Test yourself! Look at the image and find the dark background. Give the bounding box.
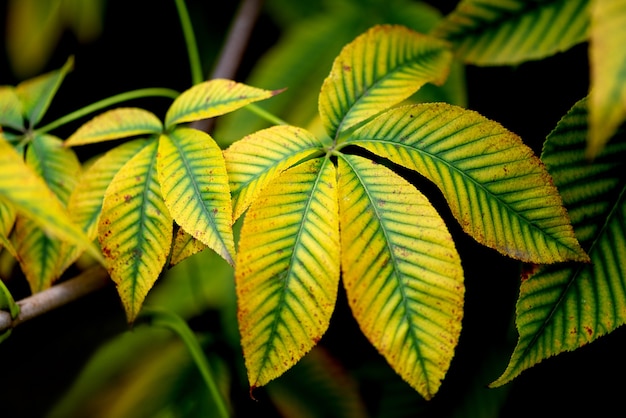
[1,1,624,417]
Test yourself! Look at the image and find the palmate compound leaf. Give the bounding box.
[491,97,626,386]
[98,139,173,322]
[236,157,340,390]
[65,108,163,146]
[337,153,464,400]
[164,79,284,129]
[0,134,101,262]
[223,125,325,221]
[14,134,81,292]
[431,0,589,65]
[346,103,589,264]
[157,127,235,265]
[588,0,626,159]
[318,24,453,140]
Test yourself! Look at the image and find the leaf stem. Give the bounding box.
[245,103,287,125]
[35,88,179,135]
[173,0,203,86]
[140,307,230,418]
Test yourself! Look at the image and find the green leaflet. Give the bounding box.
[223,125,325,221]
[347,103,588,264]
[492,97,626,386]
[431,0,589,65]
[236,157,340,389]
[319,24,452,140]
[157,127,235,266]
[98,139,173,322]
[337,154,464,400]
[588,0,626,158]
[0,86,24,131]
[14,134,81,292]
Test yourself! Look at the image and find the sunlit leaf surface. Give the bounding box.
[432,0,588,65]
[348,103,588,264]
[237,157,340,389]
[337,154,463,400]
[492,97,626,386]
[65,108,163,146]
[157,128,235,265]
[98,140,172,322]
[164,79,282,128]
[224,125,324,220]
[319,24,452,139]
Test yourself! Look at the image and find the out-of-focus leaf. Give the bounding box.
[0,134,101,262]
[65,108,163,146]
[348,103,589,264]
[337,154,463,400]
[157,128,235,265]
[14,134,81,292]
[164,79,283,128]
[237,157,340,389]
[431,0,589,65]
[492,97,626,386]
[223,125,324,221]
[98,140,172,322]
[588,0,626,158]
[0,277,19,343]
[267,347,369,418]
[14,56,73,126]
[0,86,24,131]
[319,24,452,139]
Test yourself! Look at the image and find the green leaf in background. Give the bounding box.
[588,0,626,158]
[14,56,74,127]
[224,125,325,221]
[98,140,173,322]
[157,127,235,266]
[236,157,340,389]
[65,108,163,146]
[319,24,452,140]
[0,86,24,131]
[337,154,464,400]
[491,96,626,386]
[431,0,589,65]
[347,103,589,264]
[164,79,283,128]
[14,134,81,292]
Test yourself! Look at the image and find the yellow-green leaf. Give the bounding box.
[98,140,172,322]
[169,228,206,267]
[59,139,149,271]
[0,134,101,262]
[223,125,324,221]
[348,103,589,264]
[492,97,626,387]
[588,0,626,159]
[0,197,17,258]
[157,128,235,265]
[65,108,163,146]
[14,134,81,292]
[318,24,452,140]
[15,56,74,126]
[164,79,283,128]
[0,86,24,131]
[337,154,463,400]
[237,157,340,389]
[431,0,589,65]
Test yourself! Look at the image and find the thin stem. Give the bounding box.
[35,88,179,135]
[173,0,203,86]
[141,307,231,418]
[245,103,287,125]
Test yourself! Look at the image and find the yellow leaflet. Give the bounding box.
[98,140,172,322]
[165,79,284,128]
[157,128,235,265]
[223,125,324,221]
[337,154,464,400]
[65,108,163,146]
[0,197,17,258]
[237,157,340,389]
[169,228,207,267]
